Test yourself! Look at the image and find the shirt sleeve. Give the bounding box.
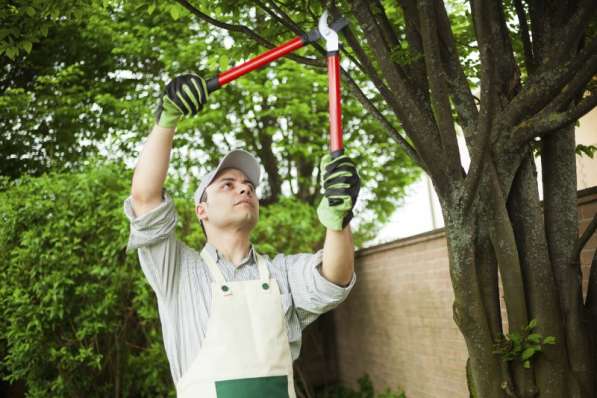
[123,192,180,300]
[283,249,356,329]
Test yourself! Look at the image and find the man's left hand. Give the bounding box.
[317,153,361,231]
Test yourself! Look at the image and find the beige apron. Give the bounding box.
[175,247,296,398]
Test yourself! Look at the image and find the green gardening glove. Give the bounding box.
[317,153,361,231]
[155,73,208,128]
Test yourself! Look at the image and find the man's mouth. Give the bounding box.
[236,200,252,206]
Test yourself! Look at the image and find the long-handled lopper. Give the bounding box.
[318,11,343,159]
[205,12,347,158]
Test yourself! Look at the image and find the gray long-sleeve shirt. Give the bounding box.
[123,193,356,383]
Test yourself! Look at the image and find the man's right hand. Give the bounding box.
[155,74,208,128]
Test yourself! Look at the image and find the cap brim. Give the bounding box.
[194,149,261,205]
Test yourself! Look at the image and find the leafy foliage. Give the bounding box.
[1,0,419,244]
[0,159,374,394]
[0,161,173,396]
[493,319,557,369]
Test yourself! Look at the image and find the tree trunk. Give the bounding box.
[542,125,594,397]
[506,151,570,397]
[442,198,506,398]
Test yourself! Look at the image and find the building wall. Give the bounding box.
[325,187,596,397]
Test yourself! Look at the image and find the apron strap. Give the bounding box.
[200,247,226,285]
[255,253,270,282]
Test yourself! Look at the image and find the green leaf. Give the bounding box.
[147,4,156,15]
[527,333,542,344]
[24,7,36,17]
[528,319,538,329]
[21,41,32,54]
[5,46,18,60]
[219,54,229,70]
[521,347,536,361]
[576,144,597,158]
[543,336,556,345]
[523,360,531,368]
[170,5,181,20]
[510,333,521,345]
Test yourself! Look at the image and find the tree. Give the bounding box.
[171,0,597,397]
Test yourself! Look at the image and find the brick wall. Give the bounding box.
[308,187,597,397]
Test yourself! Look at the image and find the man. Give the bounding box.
[123,74,361,397]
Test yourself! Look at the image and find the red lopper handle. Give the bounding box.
[327,52,343,158]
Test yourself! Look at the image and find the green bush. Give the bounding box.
[0,161,358,396]
[0,162,172,396]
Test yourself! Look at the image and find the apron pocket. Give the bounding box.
[215,375,289,398]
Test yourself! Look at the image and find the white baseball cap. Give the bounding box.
[194,149,261,205]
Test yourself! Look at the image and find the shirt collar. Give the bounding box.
[204,241,257,267]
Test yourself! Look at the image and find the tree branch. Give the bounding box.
[527,0,547,63]
[556,0,595,61]
[576,214,597,260]
[175,0,323,68]
[433,0,478,139]
[340,69,427,171]
[396,0,430,97]
[255,0,304,37]
[370,0,400,51]
[542,51,597,115]
[462,0,498,213]
[514,88,597,144]
[585,248,597,314]
[418,0,462,175]
[253,0,426,170]
[499,36,597,131]
[350,0,450,193]
[471,0,520,106]
[513,0,535,73]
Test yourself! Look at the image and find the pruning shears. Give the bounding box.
[205,11,346,158]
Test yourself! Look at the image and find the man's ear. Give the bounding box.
[196,203,208,222]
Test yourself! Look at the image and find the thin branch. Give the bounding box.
[255,0,304,37]
[462,0,497,212]
[514,89,597,144]
[175,0,323,68]
[575,213,597,260]
[253,0,425,169]
[513,0,535,73]
[527,0,547,63]
[340,69,427,171]
[433,0,478,139]
[585,248,597,312]
[396,0,430,97]
[370,0,401,50]
[339,23,406,123]
[180,0,426,170]
[462,41,494,214]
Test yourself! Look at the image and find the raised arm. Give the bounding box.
[317,153,361,286]
[131,125,176,217]
[130,74,208,217]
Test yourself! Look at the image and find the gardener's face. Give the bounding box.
[196,168,259,233]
